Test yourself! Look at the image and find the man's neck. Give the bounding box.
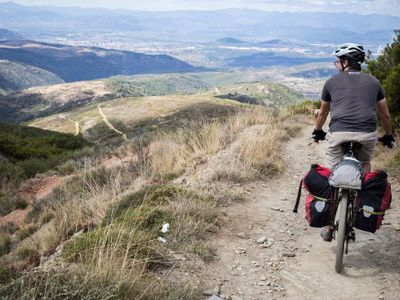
[343,67,360,72]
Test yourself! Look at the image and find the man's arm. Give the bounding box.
[315,100,330,130]
[377,98,393,135]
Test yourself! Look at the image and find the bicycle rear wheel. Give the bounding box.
[335,190,348,273]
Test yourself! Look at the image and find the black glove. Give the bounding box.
[378,135,396,148]
[312,129,327,142]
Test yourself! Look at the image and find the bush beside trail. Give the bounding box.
[0,122,92,181]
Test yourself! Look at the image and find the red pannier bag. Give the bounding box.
[355,171,392,233]
[294,164,334,227]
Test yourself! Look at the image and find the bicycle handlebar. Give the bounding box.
[310,137,397,148]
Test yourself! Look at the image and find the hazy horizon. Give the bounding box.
[1,0,400,16]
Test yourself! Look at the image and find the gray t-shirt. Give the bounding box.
[321,71,385,133]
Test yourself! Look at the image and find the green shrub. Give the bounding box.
[15,247,37,260]
[0,268,117,299]
[0,162,25,188]
[0,264,15,285]
[0,194,27,216]
[0,222,19,235]
[0,234,11,257]
[17,225,38,241]
[0,265,200,300]
[56,160,77,175]
[0,193,14,216]
[64,184,219,269]
[62,225,162,265]
[367,29,400,126]
[103,184,185,225]
[38,211,54,225]
[14,197,28,210]
[0,122,92,179]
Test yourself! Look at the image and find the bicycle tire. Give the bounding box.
[335,190,348,273]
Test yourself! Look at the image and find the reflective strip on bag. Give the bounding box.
[311,194,331,202]
[359,208,385,215]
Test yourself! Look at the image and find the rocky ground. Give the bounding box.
[184,125,400,300]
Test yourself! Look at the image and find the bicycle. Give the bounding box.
[330,141,362,273]
[329,141,397,273]
[294,137,395,273]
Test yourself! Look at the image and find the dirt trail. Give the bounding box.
[74,121,80,136]
[98,104,130,141]
[204,125,400,300]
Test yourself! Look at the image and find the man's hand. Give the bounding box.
[378,135,396,148]
[312,129,327,142]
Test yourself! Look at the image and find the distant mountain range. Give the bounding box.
[227,52,331,68]
[0,28,23,41]
[0,40,202,90]
[216,38,248,45]
[216,38,290,47]
[0,2,398,47]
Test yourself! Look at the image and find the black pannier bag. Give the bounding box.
[355,171,392,233]
[294,164,334,227]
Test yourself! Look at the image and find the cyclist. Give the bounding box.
[312,43,395,241]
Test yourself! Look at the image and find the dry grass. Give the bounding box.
[1,104,304,298]
[48,165,137,245]
[147,107,286,180]
[372,136,400,178]
[236,124,286,175]
[30,184,216,299]
[283,100,320,116]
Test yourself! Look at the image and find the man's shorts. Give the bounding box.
[325,131,377,168]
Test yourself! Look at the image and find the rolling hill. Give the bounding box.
[24,79,305,147]
[0,60,63,94]
[0,73,212,123]
[210,81,306,108]
[0,40,202,83]
[0,70,309,124]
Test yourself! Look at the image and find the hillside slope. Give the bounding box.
[0,72,307,124]
[0,40,201,83]
[0,60,63,94]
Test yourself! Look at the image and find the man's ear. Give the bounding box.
[342,59,349,68]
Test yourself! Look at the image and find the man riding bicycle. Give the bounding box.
[312,43,396,241]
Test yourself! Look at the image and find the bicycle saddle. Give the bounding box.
[340,142,362,157]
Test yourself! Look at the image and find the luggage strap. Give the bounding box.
[312,195,331,202]
[293,179,332,213]
[293,179,303,213]
[358,208,385,215]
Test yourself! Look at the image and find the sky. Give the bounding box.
[3,0,400,16]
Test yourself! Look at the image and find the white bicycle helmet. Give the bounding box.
[334,43,365,63]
